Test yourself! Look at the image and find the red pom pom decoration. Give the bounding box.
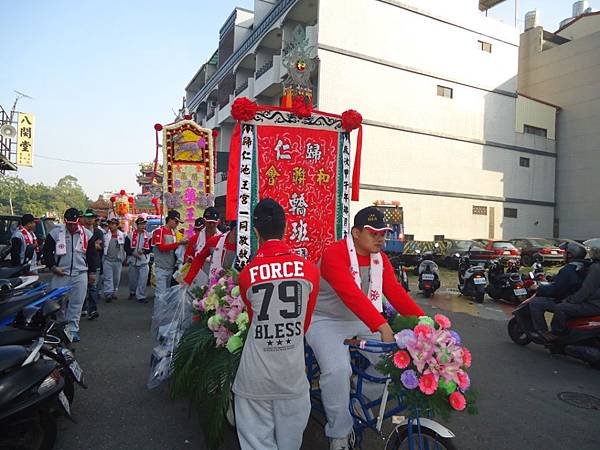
[119,189,126,196]
[183,114,192,120]
[154,123,163,131]
[128,197,134,203]
[212,128,219,138]
[291,96,313,118]
[341,109,363,132]
[231,97,258,121]
[151,198,158,205]
[110,196,116,203]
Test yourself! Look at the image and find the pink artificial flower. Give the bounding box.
[393,350,411,369]
[418,372,438,395]
[462,348,472,368]
[213,325,233,347]
[456,370,470,391]
[414,324,434,339]
[434,314,451,329]
[449,392,467,411]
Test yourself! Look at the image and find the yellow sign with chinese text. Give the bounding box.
[17,112,34,167]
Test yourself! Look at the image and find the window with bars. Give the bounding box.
[478,40,492,53]
[520,157,530,168]
[524,124,547,138]
[437,85,453,99]
[504,208,518,218]
[472,205,488,216]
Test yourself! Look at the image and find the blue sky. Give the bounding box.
[0,0,588,199]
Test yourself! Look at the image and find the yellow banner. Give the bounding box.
[17,112,34,167]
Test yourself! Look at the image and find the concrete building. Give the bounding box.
[186,0,558,240]
[519,2,600,240]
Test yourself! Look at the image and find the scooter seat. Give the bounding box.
[0,327,41,347]
[0,292,48,324]
[0,345,29,373]
[0,267,25,279]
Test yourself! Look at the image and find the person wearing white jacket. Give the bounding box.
[102,218,126,301]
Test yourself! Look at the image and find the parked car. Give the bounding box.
[548,238,584,247]
[441,239,494,269]
[509,238,565,266]
[0,215,52,266]
[0,215,21,263]
[473,239,521,263]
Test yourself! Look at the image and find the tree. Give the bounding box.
[0,174,91,217]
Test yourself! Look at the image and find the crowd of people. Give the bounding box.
[9,201,600,450]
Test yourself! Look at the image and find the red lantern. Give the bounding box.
[110,196,116,203]
[119,189,126,196]
[128,197,134,203]
[154,123,163,131]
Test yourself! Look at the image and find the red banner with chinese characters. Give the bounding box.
[229,108,352,268]
[257,125,339,261]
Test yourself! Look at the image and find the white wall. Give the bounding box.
[355,189,554,240]
[356,125,555,202]
[318,0,519,91]
[519,26,600,239]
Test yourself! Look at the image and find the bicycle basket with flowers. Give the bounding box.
[378,314,478,420]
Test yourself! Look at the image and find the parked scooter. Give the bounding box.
[418,250,441,298]
[522,261,551,296]
[486,259,528,303]
[457,252,487,303]
[508,297,600,369]
[0,338,71,450]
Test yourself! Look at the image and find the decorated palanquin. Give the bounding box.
[226,98,363,268]
[162,119,215,236]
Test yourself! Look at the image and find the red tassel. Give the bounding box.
[351,125,363,201]
[226,123,242,221]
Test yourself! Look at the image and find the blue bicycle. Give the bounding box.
[305,339,457,450]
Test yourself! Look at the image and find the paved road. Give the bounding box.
[54,268,600,450]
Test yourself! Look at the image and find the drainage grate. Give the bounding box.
[557,392,600,410]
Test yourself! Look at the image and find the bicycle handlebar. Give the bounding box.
[343,339,398,352]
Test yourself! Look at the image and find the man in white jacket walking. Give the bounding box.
[102,217,126,302]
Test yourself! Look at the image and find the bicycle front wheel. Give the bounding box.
[385,425,457,450]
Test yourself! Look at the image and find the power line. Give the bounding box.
[36,154,140,166]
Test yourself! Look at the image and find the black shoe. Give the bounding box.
[128,293,135,300]
[81,310,88,317]
[137,298,148,304]
[105,296,112,303]
[88,311,99,320]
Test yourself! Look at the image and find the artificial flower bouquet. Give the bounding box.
[171,268,247,449]
[379,314,477,420]
[192,268,249,352]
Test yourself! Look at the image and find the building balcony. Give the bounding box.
[187,0,298,111]
[254,55,283,98]
[234,79,249,96]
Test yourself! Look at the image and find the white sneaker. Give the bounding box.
[329,437,349,450]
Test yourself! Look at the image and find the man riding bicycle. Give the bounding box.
[305,206,424,450]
